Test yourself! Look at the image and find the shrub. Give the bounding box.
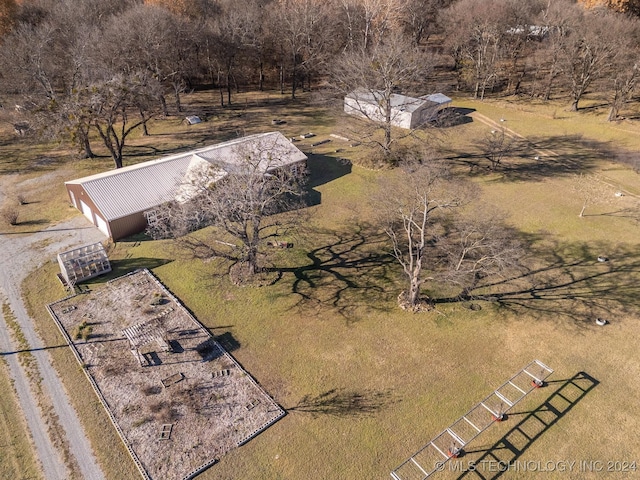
[81,326,93,341]
[1,207,18,226]
[142,385,162,396]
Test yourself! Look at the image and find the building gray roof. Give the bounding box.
[66,132,307,221]
[420,93,452,105]
[346,90,451,113]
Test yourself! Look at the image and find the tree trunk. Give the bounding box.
[543,71,557,101]
[407,273,421,306]
[280,64,284,95]
[291,56,297,100]
[569,99,579,111]
[174,90,182,113]
[246,222,260,275]
[513,69,525,96]
[233,72,239,94]
[139,108,149,136]
[246,245,258,275]
[79,128,95,158]
[259,61,264,91]
[226,70,232,106]
[159,95,168,117]
[608,105,619,122]
[384,97,392,154]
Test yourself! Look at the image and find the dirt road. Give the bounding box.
[0,214,107,480]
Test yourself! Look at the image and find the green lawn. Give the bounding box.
[15,90,640,479]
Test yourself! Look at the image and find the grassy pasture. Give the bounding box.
[11,89,640,479]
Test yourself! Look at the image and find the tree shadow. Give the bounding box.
[83,257,173,285]
[288,388,395,418]
[458,371,598,479]
[436,240,640,324]
[13,219,49,227]
[214,331,240,353]
[270,223,397,321]
[584,208,640,221]
[442,134,615,182]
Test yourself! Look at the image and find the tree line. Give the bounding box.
[1,0,640,168]
[0,0,636,310]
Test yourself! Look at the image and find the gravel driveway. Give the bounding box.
[0,214,107,480]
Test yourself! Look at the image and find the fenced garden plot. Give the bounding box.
[47,269,284,480]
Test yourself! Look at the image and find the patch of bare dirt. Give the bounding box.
[48,269,284,480]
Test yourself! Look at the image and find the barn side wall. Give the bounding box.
[109,213,148,241]
[344,97,386,124]
[66,184,111,238]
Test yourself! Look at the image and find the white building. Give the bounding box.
[344,90,452,129]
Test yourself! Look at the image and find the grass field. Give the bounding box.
[10,89,640,479]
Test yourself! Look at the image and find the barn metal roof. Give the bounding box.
[420,93,452,105]
[346,90,429,113]
[66,132,307,221]
[346,90,451,113]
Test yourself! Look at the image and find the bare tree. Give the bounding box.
[605,17,640,120]
[147,135,308,278]
[500,0,545,95]
[559,10,628,111]
[375,157,463,310]
[479,127,517,170]
[98,5,187,116]
[534,0,582,101]
[88,72,159,168]
[442,0,508,99]
[608,61,640,121]
[329,32,431,158]
[208,0,254,106]
[436,210,525,299]
[0,0,17,37]
[572,173,613,217]
[398,0,453,46]
[272,0,334,99]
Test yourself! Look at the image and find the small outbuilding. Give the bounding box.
[344,90,452,129]
[65,132,307,240]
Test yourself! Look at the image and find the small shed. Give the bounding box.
[344,90,452,129]
[57,242,111,286]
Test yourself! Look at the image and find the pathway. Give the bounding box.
[0,214,107,480]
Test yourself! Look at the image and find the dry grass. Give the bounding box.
[14,89,640,479]
[48,269,284,480]
[0,306,44,480]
